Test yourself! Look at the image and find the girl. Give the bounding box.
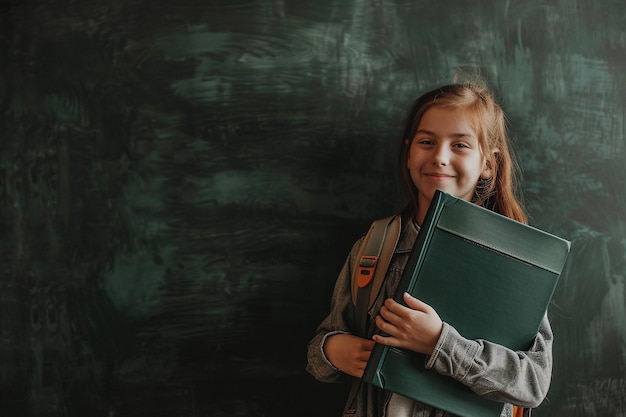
[306,83,552,417]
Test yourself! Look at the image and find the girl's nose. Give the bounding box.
[432,146,450,165]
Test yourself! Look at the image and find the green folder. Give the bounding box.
[362,190,571,417]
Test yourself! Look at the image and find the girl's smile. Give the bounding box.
[423,172,455,180]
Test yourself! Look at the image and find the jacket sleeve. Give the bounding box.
[425,315,553,408]
[306,238,363,383]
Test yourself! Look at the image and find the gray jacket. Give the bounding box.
[306,219,552,417]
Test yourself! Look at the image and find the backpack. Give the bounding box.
[349,215,531,417]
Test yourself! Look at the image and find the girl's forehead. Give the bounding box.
[418,107,479,136]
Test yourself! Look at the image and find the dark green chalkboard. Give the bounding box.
[1,1,625,416]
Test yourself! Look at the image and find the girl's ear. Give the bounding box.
[480,149,498,179]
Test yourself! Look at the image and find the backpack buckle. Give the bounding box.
[357,255,378,288]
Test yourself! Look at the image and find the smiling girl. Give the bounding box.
[307,83,550,417]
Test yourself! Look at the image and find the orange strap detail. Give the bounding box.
[357,255,378,288]
[512,406,525,417]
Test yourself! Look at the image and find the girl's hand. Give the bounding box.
[373,292,443,355]
[324,333,375,378]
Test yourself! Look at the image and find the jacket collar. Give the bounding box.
[395,217,420,253]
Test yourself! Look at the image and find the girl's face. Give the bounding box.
[406,106,493,224]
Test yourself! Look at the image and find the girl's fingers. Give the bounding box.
[379,303,403,325]
[372,332,400,347]
[375,314,403,338]
[403,292,431,312]
[382,294,431,321]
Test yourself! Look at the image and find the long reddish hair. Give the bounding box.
[399,83,527,223]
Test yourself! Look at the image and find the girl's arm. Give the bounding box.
[306,239,363,383]
[374,293,553,408]
[426,315,553,408]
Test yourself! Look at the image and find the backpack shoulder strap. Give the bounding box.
[343,215,402,415]
[351,215,401,337]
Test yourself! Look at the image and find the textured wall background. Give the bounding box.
[1,1,625,416]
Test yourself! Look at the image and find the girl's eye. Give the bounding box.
[453,142,470,149]
[416,138,434,145]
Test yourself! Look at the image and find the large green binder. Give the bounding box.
[362,190,571,417]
